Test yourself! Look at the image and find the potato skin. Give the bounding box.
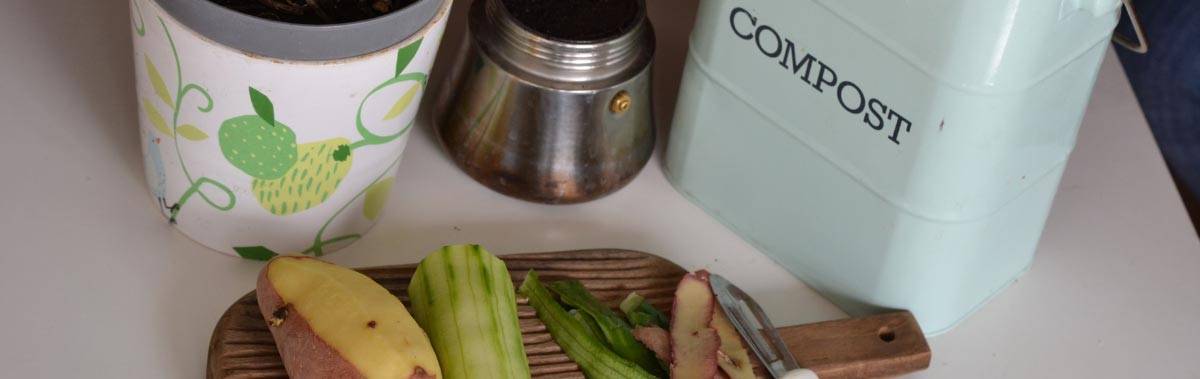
[257,259,368,379]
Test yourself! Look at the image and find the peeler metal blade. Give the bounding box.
[709,273,814,379]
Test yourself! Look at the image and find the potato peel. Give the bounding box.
[669,270,720,379]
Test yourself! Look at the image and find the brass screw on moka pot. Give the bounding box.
[435,0,655,204]
[610,91,633,114]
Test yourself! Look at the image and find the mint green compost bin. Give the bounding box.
[666,0,1124,335]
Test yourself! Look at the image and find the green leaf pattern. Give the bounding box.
[132,0,146,36]
[177,124,208,141]
[362,177,394,221]
[395,39,423,77]
[142,98,172,137]
[249,87,275,127]
[145,55,173,109]
[234,246,279,261]
[383,83,421,121]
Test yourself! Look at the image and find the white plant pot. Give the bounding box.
[130,0,452,259]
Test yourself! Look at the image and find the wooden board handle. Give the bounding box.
[778,311,931,379]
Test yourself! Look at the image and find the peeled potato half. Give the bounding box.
[256,256,441,379]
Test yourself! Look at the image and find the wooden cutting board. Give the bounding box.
[207,249,930,378]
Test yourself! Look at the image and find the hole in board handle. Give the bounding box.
[878,327,896,343]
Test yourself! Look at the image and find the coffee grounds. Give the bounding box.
[210,0,417,25]
[501,0,641,42]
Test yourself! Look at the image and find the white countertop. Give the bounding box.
[2,1,1199,378]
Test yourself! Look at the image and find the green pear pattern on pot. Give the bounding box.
[252,137,354,215]
[220,87,354,216]
[219,116,299,180]
[219,88,299,180]
[135,0,435,260]
[221,39,428,259]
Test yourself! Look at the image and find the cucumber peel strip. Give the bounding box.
[548,281,667,376]
[520,271,659,379]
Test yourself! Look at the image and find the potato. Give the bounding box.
[256,256,441,379]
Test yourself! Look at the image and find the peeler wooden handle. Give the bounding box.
[777,311,931,379]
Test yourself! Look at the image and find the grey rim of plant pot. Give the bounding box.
[153,0,444,61]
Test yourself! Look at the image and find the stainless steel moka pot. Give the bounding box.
[435,0,655,204]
